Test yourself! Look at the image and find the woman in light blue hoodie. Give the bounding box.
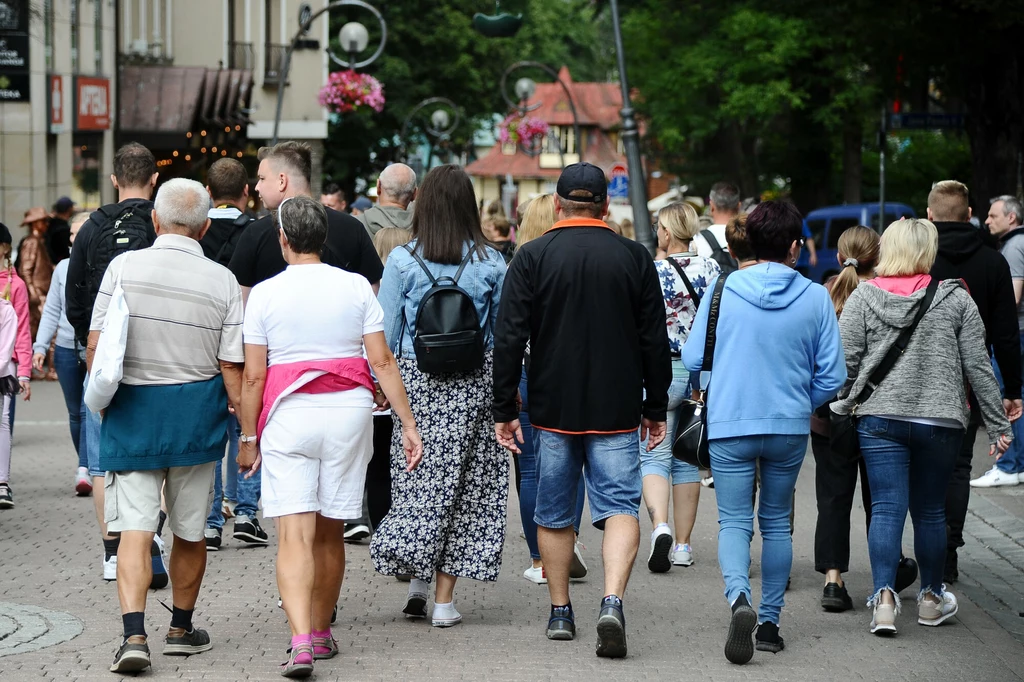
[683,201,846,665]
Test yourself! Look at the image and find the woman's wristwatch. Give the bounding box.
[239,433,258,444]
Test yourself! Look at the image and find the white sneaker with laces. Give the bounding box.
[523,565,547,584]
[672,543,694,566]
[431,601,462,628]
[918,590,958,626]
[970,466,1020,488]
[103,554,118,581]
[648,523,673,573]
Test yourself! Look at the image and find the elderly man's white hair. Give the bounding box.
[154,178,212,235]
[378,163,417,206]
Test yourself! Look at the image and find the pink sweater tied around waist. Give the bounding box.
[258,358,374,438]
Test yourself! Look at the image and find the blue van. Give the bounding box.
[796,202,917,283]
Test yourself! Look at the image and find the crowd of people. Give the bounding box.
[4,138,1023,676]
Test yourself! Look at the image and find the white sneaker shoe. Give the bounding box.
[570,540,588,580]
[75,467,92,496]
[672,543,694,566]
[523,565,547,584]
[648,523,673,573]
[970,466,1020,488]
[1019,472,1024,484]
[918,590,958,626]
[870,603,897,635]
[103,554,118,581]
[431,601,462,628]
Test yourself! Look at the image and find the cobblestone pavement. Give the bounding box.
[1,383,1023,681]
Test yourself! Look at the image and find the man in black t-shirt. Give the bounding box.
[228,142,383,298]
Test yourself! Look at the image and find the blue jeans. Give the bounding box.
[710,433,807,625]
[857,416,962,600]
[991,335,1024,474]
[83,374,103,477]
[639,360,701,484]
[518,368,584,559]
[206,416,260,529]
[534,429,641,531]
[53,345,87,468]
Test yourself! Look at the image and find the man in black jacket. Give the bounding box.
[927,180,1023,582]
[493,162,670,658]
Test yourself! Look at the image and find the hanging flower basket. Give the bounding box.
[498,113,549,148]
[318,70,385,115]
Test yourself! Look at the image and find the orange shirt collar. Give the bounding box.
[546,218,613,233]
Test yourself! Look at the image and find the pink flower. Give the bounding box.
[318,70,386,114]
[498,113,548,147]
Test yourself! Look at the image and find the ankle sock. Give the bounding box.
[170,607,193,632]
[103,537,120,561]
[122,611,146,640]
[290,633,313,663]
[312,628,331,640]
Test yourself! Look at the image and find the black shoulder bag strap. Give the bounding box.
[701,272,730,375]
[853,278,939,405]
[666,256,701,308]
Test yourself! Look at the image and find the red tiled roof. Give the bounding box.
[465,127,627,180]
[524,66,622,130]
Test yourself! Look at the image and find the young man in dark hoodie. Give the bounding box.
[926,180,1023,582]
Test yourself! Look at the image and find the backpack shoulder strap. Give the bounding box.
[666,256,700,308]
[700,228,722,252]
[403,244,438,286]
[701,272,730,373]
[232,213,254,228]
[452,246,476,284]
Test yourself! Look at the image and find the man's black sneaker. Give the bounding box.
[895,556,918,593]
[205,527,222,551]
[944,551,959,584]
[724,593,757,665]
[110,635,151,673]
[595,596,627,658]
[755,621,785,653]
[344,523,371,543]
[163,626,213,656]
[546,605,575,641]
[233,515,269,545]
[150,538,169,590]
[0,483,13,509]
[821,582,854,612]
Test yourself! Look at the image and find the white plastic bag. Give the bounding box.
[84,280,129,412]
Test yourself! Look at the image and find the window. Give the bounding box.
[827,218,860,249]
[94,0,102,74]
[71,0,80,73]
[44,0,53,71]
[542,126,576,155]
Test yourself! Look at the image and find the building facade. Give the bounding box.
[116,0,330,195]
[0,0,117,228]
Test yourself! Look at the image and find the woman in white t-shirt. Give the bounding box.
[236,196,422,677]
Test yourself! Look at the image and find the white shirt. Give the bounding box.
[243,263,385,405]
[691,224,729,260]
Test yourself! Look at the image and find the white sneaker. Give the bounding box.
[103,554,118,581]
[970,466,1020,488]
[431,601,462,628]
[75,467,92,496]
[1019,472,1024,484]
[672,543,694,566]
[648,523,673,573]
[569,540,588,580]
[523,565,547,584]
[870,603,897,635]
[918,590,958,626]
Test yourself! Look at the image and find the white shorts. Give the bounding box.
[260,394,373,519]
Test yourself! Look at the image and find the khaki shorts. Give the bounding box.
[104,462,217,542]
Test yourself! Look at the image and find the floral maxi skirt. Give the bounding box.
[370,352,509,582]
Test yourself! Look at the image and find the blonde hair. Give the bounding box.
[876,218,938,277]
[373,227,412,264]
[658,201,700,246]
[830,225,880,316]
[70,211,91,229]
[620,218,635,240]
[516,194,556,247]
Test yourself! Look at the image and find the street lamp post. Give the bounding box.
[399,96,461,174]
[271,0,387,145]
[499,61,582,167]
[608,0,655,254]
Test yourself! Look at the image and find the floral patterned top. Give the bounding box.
[655,253,721,355]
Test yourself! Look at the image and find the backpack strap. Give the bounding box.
[665,256,701,309]
[451,246,476,284]
[403,244,439,286]
[700,228,722,253]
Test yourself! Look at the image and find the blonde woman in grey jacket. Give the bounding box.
[833,218,1012,637]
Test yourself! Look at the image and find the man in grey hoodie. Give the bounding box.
[358,163,417,239]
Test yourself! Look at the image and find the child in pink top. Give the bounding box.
[0,296,22,506]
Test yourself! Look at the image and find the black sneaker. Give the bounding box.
[344,523,371,543]
[163,626,213,656]
[895,556,918,594]
[205,527,222,551]
[821,582,854,612]
[595,596,627,658]
[0,483,13,509]
[546,605,575,641]
[233,515,269,545]
[755,621,786,653]
[724,593,757,665]
[110,635,151,673]
[944,550,959,584]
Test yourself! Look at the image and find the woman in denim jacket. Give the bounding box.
[370,165,508,628]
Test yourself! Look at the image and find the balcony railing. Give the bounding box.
[229,41,255,70]
[263,43,289,86]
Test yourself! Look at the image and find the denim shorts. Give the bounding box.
[534,429,642,530]
[639,360,701,484]
[83,374,104,477]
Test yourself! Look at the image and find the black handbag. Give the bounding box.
[672,272,729,469]
[830,278,938,456]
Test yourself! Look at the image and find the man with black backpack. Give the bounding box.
[201,158,254,267]
[691,181,741,274]
[65,142,165,587]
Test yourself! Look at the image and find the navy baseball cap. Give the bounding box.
[352,196,373,211]
[53,196,76,213]
[556,162,607,203]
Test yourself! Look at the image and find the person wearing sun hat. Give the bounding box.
[17,207,54,341]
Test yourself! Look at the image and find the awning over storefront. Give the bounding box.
[118,66,252,134]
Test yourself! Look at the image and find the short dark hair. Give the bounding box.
[488,215,511,238]
[278,195,328,254]
[411,165,489,265]
[113,142,156,188]
[745,201,803,262]
[258,141,312,185]
[322,182,345,201]
[207,158,248,202]
[559,190,604,219]
[725,213,755,262]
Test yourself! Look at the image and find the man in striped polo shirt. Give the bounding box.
[87,178,245,674]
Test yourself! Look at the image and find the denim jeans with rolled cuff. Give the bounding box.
[207,415,260,530]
